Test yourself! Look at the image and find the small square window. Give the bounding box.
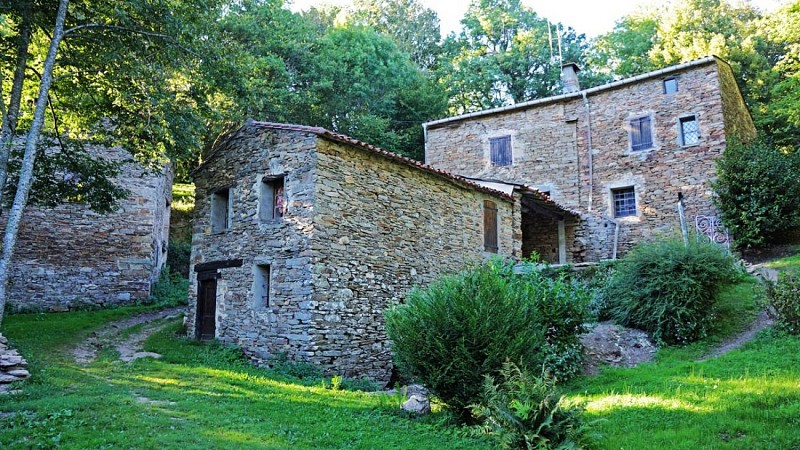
[483,200,499,253]
[489,135,512,166]
[679,116,700,146]
[260,176,286,222]
[211,188,232,232]
[612,187,636,218]
[629,116,653,151]
[664,78,678,94]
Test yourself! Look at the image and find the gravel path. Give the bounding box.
[72,307,184,365]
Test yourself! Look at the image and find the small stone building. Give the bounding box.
[423,56,756,262]
[188,121,569,382]
[7,145,172,311]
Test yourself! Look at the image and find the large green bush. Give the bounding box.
[713,137,800,248]
[604,239,739,345]
[767,270,800,334]
[384,259,590,421]
[470,361,593,450]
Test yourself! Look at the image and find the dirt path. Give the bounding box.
[72,307,184,365]
[697,310,774,362]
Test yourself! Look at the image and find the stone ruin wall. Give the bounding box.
[6,145,172,311]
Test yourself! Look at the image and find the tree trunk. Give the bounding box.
[0,0,69,327]
[0,1,33,208]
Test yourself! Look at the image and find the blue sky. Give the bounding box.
[288,0,786,38]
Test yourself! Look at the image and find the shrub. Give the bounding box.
[384,259,590,422]
[470,361,593,450]
[767,270,800,334]
[167,240,192,278]
[604,239,739,345]
[712,137,800,248]
[148,268,189,307]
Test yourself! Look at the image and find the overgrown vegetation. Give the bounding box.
[767,270,800,335]
[603,239,740,345]
[713,137,800,248]
[471,361,594,450]
[146,268,189,307]
[385,259,590,421]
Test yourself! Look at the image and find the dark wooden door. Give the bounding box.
[197,278,217,340]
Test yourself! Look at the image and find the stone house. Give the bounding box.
[187,120,572,381]
[423,56,756,262]
[7,145,172,311]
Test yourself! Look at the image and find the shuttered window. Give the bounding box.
[629,116,653,151]
[489,135,512,166]
[484,200,498,253]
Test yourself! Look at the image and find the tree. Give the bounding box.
[590,12,659,79]
[349,0,442,70]
[439,0,601,113]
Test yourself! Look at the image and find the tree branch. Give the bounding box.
[63,24,201,58]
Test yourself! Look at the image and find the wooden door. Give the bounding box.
[197,277,217,340]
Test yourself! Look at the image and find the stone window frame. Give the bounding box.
[489,135,513,167]
[210,185,234,233]
[259,174,287,223]
[663,77,678,95]
[626,112,657,154]
[677,113,701,147]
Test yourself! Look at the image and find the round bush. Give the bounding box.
[384,259,590,422]
[604,239,739,345]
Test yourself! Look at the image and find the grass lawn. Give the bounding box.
[0,309,491,449]
[765,245,800,273]
[563,272,800,449]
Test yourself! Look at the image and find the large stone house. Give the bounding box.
[187,120,572,381]
[423,56,756,262]
[7,145,172,311]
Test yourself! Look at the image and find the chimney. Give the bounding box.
[561,63,581,94]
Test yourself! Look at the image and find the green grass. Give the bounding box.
[563,275,800,449]
[0,309,492,449]
[765,245,800,273]
[172,182,195,213]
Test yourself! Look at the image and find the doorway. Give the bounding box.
[197,276,217,340]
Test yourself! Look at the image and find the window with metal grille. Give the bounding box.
[664,78,678,94]
[612,187,636,217]
[489,135,512,166]
[679,116,700,146]
[629,116,653,151]
[484,200,498,253]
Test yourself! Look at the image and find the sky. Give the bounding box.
[288,0,786,38]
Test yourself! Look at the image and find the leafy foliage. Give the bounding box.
[604,239,739,346]
[471,361,593,450]
[712,137,800,248]
[767,270,800,335]
[385,259,590,421]
[147,268,189,308]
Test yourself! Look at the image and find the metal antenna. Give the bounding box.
[557,23,563,65]
[548,20,554,61]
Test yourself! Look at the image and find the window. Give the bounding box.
[211,188,232,232]
[483,200,498,253]
[489,135,512,166]
[253,264,271,308]
[629,116,653,151]
[663,78,678,94]
[259,176,286,222]
[612,187,637,218]
[679,116,700,146]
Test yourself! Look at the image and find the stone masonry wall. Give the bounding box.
[7,145,172,311]
[310,139,517,381]
[426,58,749,258]
[187,127,318,364]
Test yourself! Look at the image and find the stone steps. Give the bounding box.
[0,334,30,391]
